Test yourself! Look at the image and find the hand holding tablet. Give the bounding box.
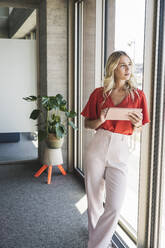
[105,107,142,121]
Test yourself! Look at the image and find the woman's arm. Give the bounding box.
[84,109,107,129]
[84,118,103,129]
[128,112,143,132]
[132,123,142,132]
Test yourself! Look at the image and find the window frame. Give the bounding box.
[73,0,165,247]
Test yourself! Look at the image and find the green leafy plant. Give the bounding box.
[23,94,77,141]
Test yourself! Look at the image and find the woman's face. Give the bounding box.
[114,55,132,81]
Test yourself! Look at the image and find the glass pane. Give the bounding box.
[74,2,84,172]
[161,127,165,247]
[115,0,146,237]
[161,167,165,247]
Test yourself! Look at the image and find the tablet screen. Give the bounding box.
[106,107,142,121]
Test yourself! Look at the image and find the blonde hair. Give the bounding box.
[103,50,139,101]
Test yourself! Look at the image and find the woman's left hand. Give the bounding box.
[128,111,143,127]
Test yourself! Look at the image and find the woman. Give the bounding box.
[81,51,150,248]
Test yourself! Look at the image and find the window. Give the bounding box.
[74,0,84,173]
[115,0,146,243]
[73,0,165,247]
[105,0,146,245]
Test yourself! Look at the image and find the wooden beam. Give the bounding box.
[8,8,34,38]
[0,0,41,8]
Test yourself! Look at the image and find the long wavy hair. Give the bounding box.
[103,50,139,101]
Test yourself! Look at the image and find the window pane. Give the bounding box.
[161,168,165,247]
[161,127,165,247]
[74,2,84,172]
[114,0,146,238]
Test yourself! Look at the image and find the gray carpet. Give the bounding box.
[0,162,88,248]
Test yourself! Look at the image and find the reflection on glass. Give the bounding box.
[115,0,146,237]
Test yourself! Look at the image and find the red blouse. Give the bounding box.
[81,87,150,135]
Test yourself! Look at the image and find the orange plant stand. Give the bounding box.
[34,164,66,184]
[34,147,66,184]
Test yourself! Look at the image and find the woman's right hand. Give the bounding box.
[99,108,108,123]
[84,108,108,129]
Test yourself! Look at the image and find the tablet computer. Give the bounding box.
[105,107,142,121]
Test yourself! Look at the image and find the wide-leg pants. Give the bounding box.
[84,129,131,248]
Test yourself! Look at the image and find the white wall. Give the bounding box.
[0,39,37,132]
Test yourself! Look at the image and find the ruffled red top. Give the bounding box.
[81,87,150,135]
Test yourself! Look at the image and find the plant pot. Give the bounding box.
[46,133,64,149]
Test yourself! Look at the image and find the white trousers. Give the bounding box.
[84,129,131,248]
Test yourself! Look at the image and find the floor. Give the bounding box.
[0,161,88,248]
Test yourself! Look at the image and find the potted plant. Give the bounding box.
[23,94,77,149]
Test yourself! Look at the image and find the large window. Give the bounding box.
[74,0,105,174]
[74,1,84,173]
[161,131,165,247]
[154,1,165,247]
[114,0,146,243]
[73,0,165,247]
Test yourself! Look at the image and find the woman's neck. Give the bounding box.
[114,79,126,90]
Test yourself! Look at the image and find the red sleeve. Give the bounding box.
[81,88,99,120]
[140,91,150,125]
